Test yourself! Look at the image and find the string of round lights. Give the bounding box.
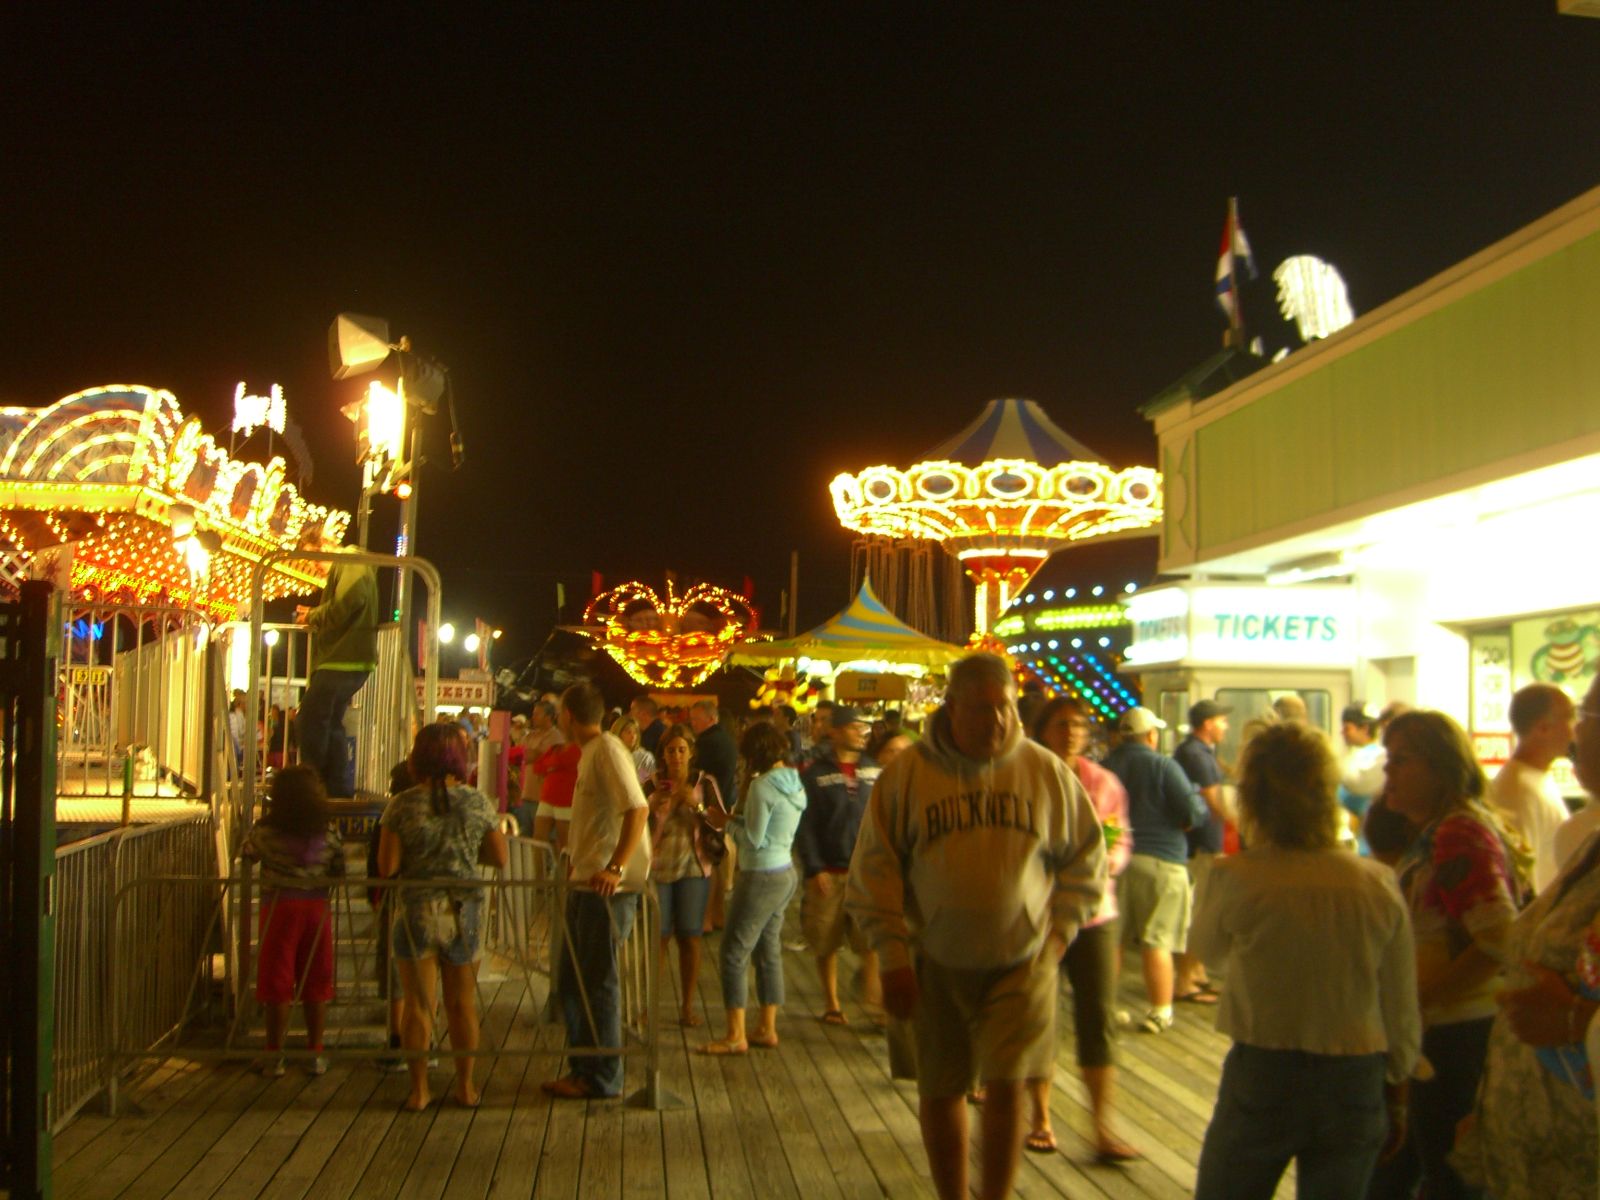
[829,400,1162,635]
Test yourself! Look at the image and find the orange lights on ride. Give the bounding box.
[581,579,758,689]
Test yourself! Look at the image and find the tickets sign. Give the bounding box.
[414,677,493,705]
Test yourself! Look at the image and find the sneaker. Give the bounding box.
[377,1056,407,1073]
[1114,1009,1133,1029]
[259,1055,287,1077]
[1138,1010,1173,1034]
[308,1055,328,1076]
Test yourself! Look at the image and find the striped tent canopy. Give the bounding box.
[727,578,966,668]
[921,397,1104,466]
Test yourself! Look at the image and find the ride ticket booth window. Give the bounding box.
[1214,687,1332,764]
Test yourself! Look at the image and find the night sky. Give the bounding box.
[6,6,1599,671]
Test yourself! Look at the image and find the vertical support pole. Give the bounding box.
[3,581,60,1198]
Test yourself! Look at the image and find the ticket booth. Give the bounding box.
[1122,581,1357,762]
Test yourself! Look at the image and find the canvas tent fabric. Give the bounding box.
[727,579,967,668]
[920,397,1103,466]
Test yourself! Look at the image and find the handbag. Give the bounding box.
[694,772,728,867]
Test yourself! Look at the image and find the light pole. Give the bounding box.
[328,313,462,658]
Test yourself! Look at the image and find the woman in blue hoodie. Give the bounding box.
[700,721,807,1055]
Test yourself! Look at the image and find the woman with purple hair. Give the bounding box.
[379,721,508,1110]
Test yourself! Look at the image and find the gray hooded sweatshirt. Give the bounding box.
[845,705,1106,973]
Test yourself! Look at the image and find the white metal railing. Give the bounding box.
[60,602,208,799]
[49,813,215,1132]
[350,623,415,802]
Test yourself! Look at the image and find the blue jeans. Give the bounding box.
[1196,1044,1388,1200]
[656,876,711,939]
[720,866,796,1009]
[1364,1018,1490,1200]
[296,668,368,797]
[558,890,639,1097]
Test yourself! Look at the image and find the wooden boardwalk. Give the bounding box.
[52,940,1290,1199]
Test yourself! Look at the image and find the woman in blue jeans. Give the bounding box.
[1189,721,1421,1200]
[700,721,806,1055]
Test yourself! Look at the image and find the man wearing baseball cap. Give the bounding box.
[1172,699,1233,1005]
[794,705,882,1024]
[1104,706,1209,1034]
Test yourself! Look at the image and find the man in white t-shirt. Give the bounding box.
[542,682,651,1100]
[1489,683,1576,892]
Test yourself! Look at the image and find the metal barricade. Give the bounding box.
[105,863,678,1109]
[48,813,214,1133]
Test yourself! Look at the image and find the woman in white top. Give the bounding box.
[1190,721,1421,1200]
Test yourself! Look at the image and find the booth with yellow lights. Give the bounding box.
[1137,185,1600,784]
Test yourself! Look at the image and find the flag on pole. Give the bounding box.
[417,619,429,672]
[1214,196,1257,330]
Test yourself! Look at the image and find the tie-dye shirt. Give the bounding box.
[1396,806,1523,1024]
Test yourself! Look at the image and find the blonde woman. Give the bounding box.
[1191,722,1420,1199]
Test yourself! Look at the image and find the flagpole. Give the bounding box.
[1227,196,1244,350]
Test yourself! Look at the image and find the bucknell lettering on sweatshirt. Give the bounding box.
[923,789,1039,845]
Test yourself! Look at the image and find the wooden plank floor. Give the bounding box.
[53,932,1291,1199]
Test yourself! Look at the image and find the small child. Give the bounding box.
[244,765,345,1075]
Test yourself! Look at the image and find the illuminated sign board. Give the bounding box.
[415,678,493,705]
[1125,584,1357,668]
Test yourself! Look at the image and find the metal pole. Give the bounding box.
[395,422,422,642]
[788,550,799,637]
[5,580,60,1198]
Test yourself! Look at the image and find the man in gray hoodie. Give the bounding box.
[847,653,1105,1200]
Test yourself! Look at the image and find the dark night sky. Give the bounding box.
[5,5,1599,669]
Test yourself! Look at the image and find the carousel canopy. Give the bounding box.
[0,384,350,620]
[727,578,966,669]
[922,397,1103,465]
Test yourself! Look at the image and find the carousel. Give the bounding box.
[830,398,1162,638]
[0,384,350,808]
[0,384,346,618]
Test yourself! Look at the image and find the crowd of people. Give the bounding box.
[246,648,1600,1200]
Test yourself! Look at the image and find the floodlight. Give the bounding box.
[438,622,456,644]
[464,632,481,654]
[329,313,395,380]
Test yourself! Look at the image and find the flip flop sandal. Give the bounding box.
[1175,989,1219,1005]
[820,1009,849,1026]
[1025,1130,1057,1154]
[747,1034,779,1049]
[697,1040,749,1056]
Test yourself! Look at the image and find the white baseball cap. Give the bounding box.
[1118,706,1167,735]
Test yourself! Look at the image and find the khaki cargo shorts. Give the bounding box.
[913,947,1058,1099]
[1118,853,1192,953]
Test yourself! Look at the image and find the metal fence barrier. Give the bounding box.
[48,814,215,1133]
[106,841,677,1110]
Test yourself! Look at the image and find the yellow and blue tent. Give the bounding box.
[727,578,966,669]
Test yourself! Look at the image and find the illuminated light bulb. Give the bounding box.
[1091,585,1104,597]
[264,629,281,647]
[464,632,481,654]
[1065,588,1076,599]
[1124,582,1137,593]
[438,622,456,644]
